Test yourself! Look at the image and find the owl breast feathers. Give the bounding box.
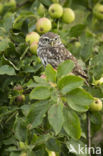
[37,32,87,79]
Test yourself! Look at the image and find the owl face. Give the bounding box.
[38,32,62,47]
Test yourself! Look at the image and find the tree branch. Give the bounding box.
[87,111,91,156]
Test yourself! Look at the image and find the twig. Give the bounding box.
[3,55,19,71]
[20,47,29,60]
[5,111,17,124]
[57,20,60,31]
[87,111,91,156]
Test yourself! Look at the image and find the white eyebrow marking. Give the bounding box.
[43,37,49,40]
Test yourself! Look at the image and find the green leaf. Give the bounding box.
[66,139,88,156]
[0,65,16,75]
[0,38,10,52]
[23,64,41,73]
[39,0,52,6]
[10,152,20,156]
[14,117,27,141]
[2,137,16,145]
[13,12,35,30]
[45,138,61,152]
[74,9,89,25]
[66,88,94,112]
[57,75,84,95]
[63,108,81,139]
[57,60,75,78]
[89,50,103,79]
[33,148,48,156]
[3,13,15,32]
[10,31,25,43]
[69,24,86,37]
[27,100,50,129]
[21,105,32,116]
[5,146,17,152]
[48,103,64,135]
[50,88,58,103]
[90,112,102,125]
[33,76,47,84]
[26,79,37,88]
[35,134,51,146]
[45,64,57,82]
[29,86,51,100]
[80,38,94,61]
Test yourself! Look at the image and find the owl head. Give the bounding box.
[38,32,63,47]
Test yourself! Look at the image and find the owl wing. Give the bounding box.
[61,47,88,79]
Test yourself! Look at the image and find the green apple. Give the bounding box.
[30,41,38,54]
[75,41,81,48]
[93,3,103,20]
[26,32,40,44]
[36,17,52,34]
[62,8,75,24]
[89,97,102,111]
[93,77,103,86]
[37,3,45,16]
[9,0,16,7]
[15,95,25,104]
[49,3,63,18]
[47,150,59,156]
[20,152,27,156]
[48,151,56,156]
[19,141,27,150]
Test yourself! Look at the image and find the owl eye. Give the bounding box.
[44,38,49,42]
[55,37,58,41]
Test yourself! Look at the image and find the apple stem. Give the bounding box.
[87,111,91,156]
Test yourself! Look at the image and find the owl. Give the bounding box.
[37,32,87,79]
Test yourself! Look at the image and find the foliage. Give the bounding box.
[0,0,103,156]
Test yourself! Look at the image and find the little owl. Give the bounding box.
[37,32,87,79]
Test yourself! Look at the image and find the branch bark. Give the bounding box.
[87,111,91,156]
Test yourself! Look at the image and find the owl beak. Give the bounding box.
[51,41,54,47]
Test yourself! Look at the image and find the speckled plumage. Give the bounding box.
[37,32,87,79]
